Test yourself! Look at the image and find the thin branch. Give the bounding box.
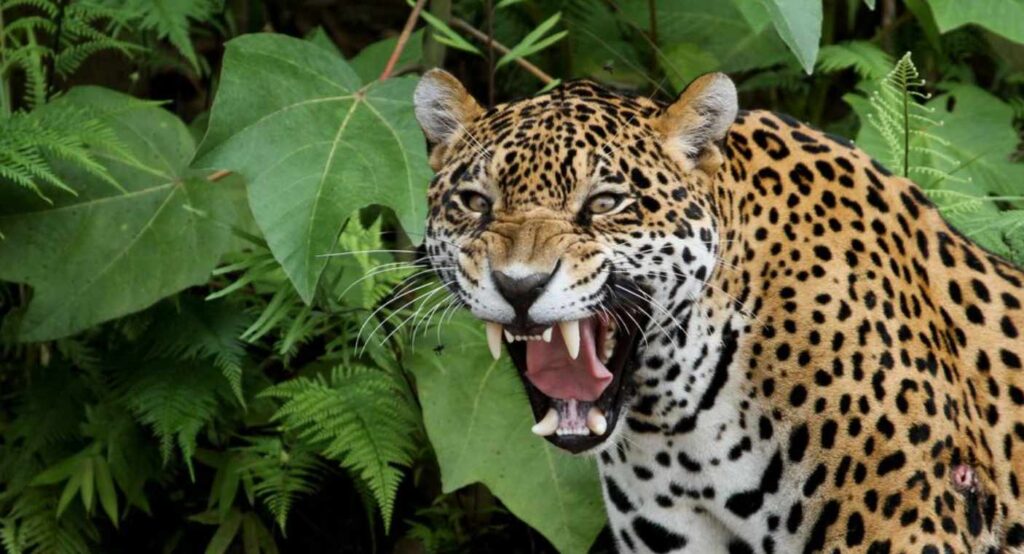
[207,170,232,182]
[0,5,9,116]
[380,0,428,81]
[485,0,495,106]
[450,17,554,85]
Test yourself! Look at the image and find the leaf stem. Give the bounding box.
[380,0,428,81]
[0,4,10,117]
[450,18,554,84]
[902,69,910,177]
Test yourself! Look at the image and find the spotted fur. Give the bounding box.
[414,69,1024,553]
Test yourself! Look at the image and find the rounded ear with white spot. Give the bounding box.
[657,72,738,172]
[413,68,484,146]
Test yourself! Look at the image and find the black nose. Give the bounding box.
[492,270,553,320]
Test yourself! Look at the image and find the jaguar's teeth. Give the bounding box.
[504,329,514,343]
[587,407,608,436]
[542,327,553,342]
[486,322,503,360]
[601,335,616,363]
[559,320,580,359]
[531,408,559,436]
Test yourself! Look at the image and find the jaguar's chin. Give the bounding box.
[482,301,648,454]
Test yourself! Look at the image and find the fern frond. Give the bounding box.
[236,437,323,533]
[0,488,96,554]
[867,52,949,179]
[96,0,221,71]
[0,101,126,199]
[261,366,419,529]
[816,41,893,80]
[146,298,251,407]
[117,360,224,479]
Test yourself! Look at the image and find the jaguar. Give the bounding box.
[412,68,1024,553]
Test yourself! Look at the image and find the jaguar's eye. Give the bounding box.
[586,193,625,215]
[459,191,492,214]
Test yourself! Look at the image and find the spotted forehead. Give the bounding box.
[447,81,666,207]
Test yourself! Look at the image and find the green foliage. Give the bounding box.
[762,0,822,74]
[408,313,605,553]
[0,87,249,341]
[194,34,431,303]
[867,52,948,179]
[262,366,419,530]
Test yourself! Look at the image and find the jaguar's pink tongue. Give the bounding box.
[525,318,612,401]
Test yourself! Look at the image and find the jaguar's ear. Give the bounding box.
[414,69,484,146]
[657,72,738,172]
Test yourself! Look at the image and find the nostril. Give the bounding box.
[492,270,553,316]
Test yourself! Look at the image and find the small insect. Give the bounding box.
[602,60,615,74]
[433,343,446,355]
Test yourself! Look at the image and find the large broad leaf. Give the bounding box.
[619,0,790,90]
[762,0,823,74]
[408,314,605,554]
[926,0,1024,44]
[0,87,245,341]
[195,34,431,303]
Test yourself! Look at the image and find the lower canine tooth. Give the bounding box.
[543,327,553,342]
[531,408,559,436]
[559,320,581,359]
[504,329,514,343]
[587,407,608,435]
[486,323,503,360]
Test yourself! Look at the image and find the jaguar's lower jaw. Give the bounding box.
[487,307,647,454]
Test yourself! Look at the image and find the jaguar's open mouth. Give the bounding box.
[483,304,648,454]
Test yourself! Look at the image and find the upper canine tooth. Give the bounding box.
[486,323,503,360]
[531,408,559,436]
[560,320,580,359]
[504,329,514,343]
[543,327,553,342]
[587,407,608,435]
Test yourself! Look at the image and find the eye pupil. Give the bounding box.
[460,191,491,214]
[588,193,622,215]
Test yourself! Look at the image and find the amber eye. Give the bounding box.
[587,193,625,215]
[458,190,492,214]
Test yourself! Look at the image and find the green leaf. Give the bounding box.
[195,34,432,303]
[763,0,823,74]
[349,30,426,83]
[0,87,246,341]
[94,457,119,527]
[56,471,83,518]
[408,313,605,554]
[659,42,720,92]
[816,41,893,80]
[619,0,790,88]
[496,13,566,69]
[864,0,876,8]
[205,509,243,554]
[261,368,416,530]
[418,10,481,54]
[926,0,1024,44]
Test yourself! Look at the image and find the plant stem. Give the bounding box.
[380,0,428,81]
[0,4,10,117]
[450,18,554,84]
[46,0,68,100]
[422,0,451,69]
[903,77,910,178]
[486,0,494,107]
[647,0,658,74]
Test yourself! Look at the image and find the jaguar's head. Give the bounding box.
[413,70,737,453]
